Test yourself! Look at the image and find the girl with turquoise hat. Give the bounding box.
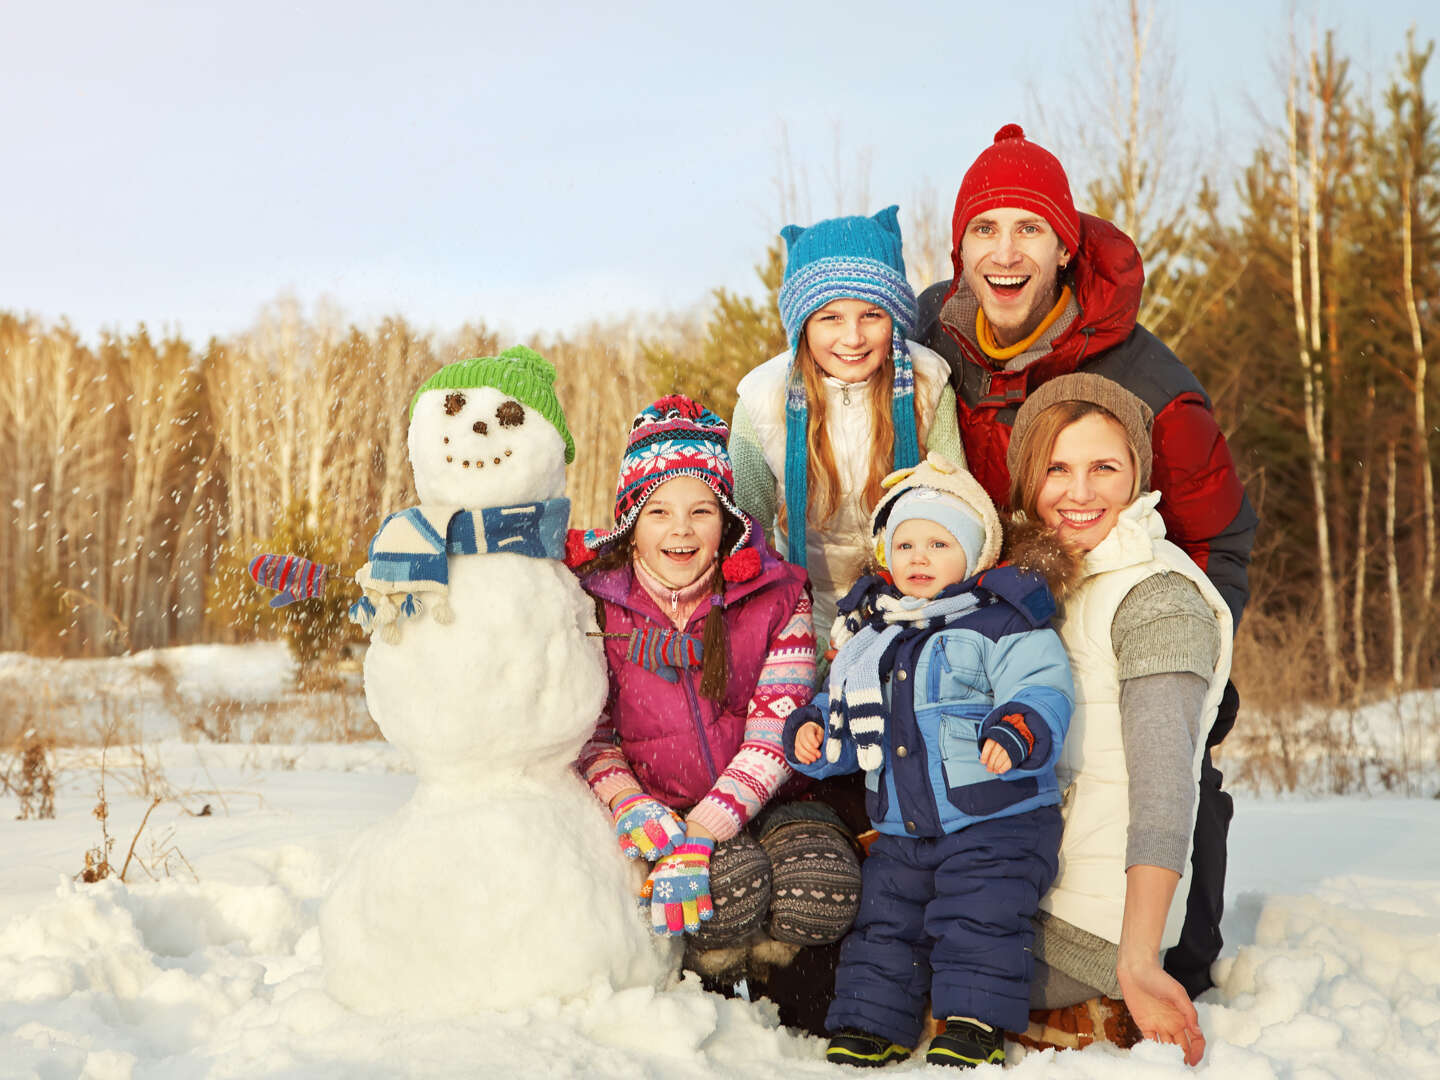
[731,206,965,660]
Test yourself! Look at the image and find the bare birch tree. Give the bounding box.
[1030,0,1224,340]
[1384,33,1439,681]
[1286,31,1341,700]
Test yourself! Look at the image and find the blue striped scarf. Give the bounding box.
[825,587,980,771]
[350,499,569,642]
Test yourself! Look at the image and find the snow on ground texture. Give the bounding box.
[3,743,1439,1078]
[5,648,1440,1077]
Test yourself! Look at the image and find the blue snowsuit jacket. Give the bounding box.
[783,566,1073,839]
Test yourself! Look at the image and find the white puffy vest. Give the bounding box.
[1037,492,1234,947]
[734,341,951,636]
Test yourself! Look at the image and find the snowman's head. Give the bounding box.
[408,346,574,508]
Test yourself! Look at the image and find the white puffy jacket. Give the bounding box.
[1038,492,1233,947]
[732,341,953,641]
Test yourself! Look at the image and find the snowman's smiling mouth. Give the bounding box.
[445,447,513,469]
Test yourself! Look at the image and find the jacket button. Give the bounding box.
[895,745,908,757]
[897,670,907,681]
[905,821,917,833]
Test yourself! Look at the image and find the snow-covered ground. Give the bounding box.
[3,645,1439,1078]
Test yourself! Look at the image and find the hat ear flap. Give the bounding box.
[873,204,902,238]
[881,465,916,490]
[780,224,805,255]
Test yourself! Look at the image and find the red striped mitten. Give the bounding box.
[611,793,685,861]
[640,837,715,935]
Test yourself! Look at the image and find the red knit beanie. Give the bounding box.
[951,124,1081,270]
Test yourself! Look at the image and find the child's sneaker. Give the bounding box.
[825,1029,911,1067]
[926,1017,1005,1068]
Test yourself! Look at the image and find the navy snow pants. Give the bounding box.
[825,806,1063,1047]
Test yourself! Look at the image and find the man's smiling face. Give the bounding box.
[959,206,1070,348]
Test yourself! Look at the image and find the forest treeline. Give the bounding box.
[2,27,1436,709]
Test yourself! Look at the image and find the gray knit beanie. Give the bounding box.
[1007,372,1154,491]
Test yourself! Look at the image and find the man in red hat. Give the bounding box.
[918,124,1257,1004]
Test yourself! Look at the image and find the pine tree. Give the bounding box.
[642,241,786,423]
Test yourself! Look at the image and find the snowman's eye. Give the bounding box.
[444,392,466,416]
[496,401,524,428]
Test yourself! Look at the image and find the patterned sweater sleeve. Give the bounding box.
[576,675,644,810]
[730,401,778,545]
[686,589,816,841]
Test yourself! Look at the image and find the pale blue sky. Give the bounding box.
[2,1,1433,346]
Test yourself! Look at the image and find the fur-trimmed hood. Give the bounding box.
[1000,513,1083,605]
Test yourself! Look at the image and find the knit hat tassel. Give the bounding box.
[889,330,920,471]
[783,365,810,567]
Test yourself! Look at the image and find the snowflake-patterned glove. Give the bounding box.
[640,837,715,935]
[611,793,686,861]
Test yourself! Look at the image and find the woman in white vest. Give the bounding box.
[1005,373,1232,1067]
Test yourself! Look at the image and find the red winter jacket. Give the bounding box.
[919,213,1257,626]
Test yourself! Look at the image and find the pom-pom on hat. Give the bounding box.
[409,345,576,463]
[584,394,752,557]
[869,453,1002,577]
[1007,372,1154,491]
[952,124,1082,272]
[775,206,922,568]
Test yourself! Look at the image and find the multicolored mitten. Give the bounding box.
[640,837,715,935]
[625,627,703,683]
[611,793,685,861]
[249,553,329,608]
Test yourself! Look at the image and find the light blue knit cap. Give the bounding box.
[884,488,986,578]
[775,206,921,569]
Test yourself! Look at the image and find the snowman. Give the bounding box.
[320,346,665,1015]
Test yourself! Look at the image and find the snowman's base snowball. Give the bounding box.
[319,775,669,1016]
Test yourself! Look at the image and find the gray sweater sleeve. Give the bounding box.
[1120,671,1208,872]
[1114,573,1221,874]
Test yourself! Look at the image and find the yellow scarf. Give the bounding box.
[976,286,1073,362]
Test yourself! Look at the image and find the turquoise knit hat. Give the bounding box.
[774,206,921,568]
[777,205,917,349]
[410,345,575,464]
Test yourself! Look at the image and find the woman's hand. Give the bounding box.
[1117,957,1205,1066]
[1117,864,1205,1066]
[794,721,824,764]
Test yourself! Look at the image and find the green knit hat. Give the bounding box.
[409,345,575,464]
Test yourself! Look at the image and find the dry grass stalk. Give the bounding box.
[15,732,56,820]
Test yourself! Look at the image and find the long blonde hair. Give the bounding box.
[778,334,933,534]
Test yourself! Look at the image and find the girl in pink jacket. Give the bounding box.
[571,395,861,1019]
